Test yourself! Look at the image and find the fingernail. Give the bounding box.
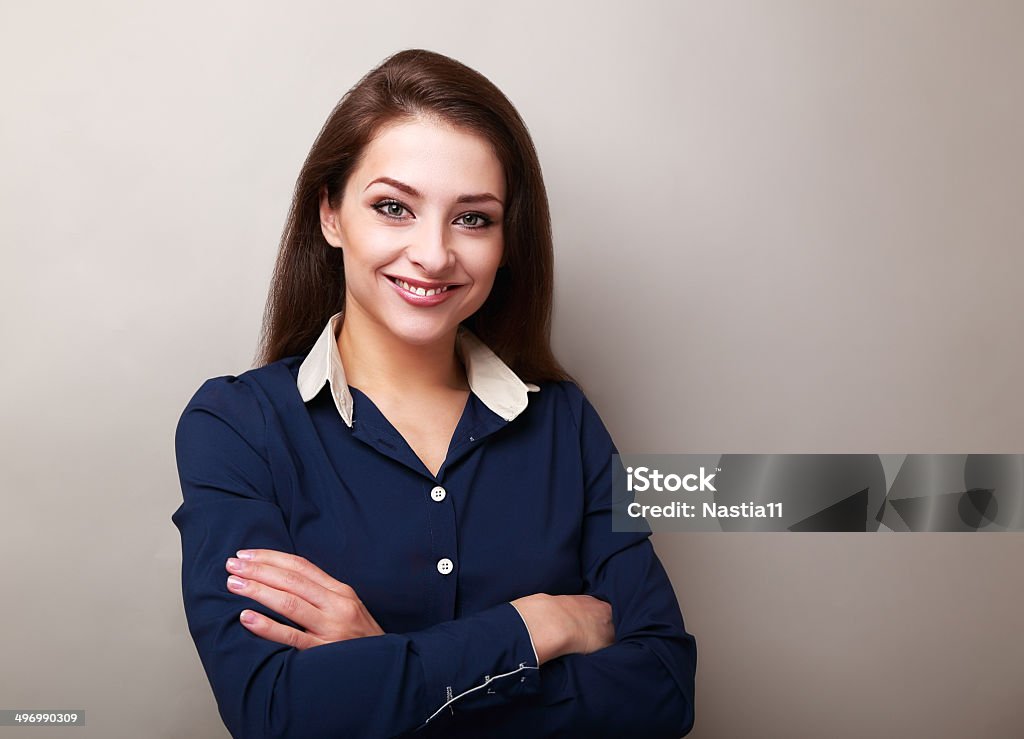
[227,575,246,589]
[226,558,244,572]
[237,550,253,559]
[240,610,256,624]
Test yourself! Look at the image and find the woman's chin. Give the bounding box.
[383,318,460,348]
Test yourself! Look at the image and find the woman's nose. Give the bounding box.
[405,220,455,274]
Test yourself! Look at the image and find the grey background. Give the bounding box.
[2,1,1022,737]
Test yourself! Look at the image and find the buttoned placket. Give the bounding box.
[345,386,510,626]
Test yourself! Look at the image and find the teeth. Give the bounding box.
[396,278,450,297]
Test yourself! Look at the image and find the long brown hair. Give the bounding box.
[255,48,577,388]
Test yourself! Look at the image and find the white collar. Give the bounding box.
[296,311,540,427]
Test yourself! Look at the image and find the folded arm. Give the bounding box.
[172,377,543,738]
[450,384,697,737]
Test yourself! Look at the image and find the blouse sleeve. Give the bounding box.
[171,376,542,739]
[447,382,698,738]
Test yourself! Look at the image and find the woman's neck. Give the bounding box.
[336,312,469,398]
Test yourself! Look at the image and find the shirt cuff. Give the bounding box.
[508,599,541,666]
[414,601,542,727]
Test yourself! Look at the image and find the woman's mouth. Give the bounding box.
[385,275,463,305]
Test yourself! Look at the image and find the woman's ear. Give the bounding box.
[319,185,343,248]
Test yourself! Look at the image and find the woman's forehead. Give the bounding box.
[351,117,506,201]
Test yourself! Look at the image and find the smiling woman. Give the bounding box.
[171,48,697,739]
[320,116,506,355]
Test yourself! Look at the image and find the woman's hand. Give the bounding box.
[224,549,385,650]
[562,594,616,655]
[510,593,614,666]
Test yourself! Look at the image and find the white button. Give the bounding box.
[430,485,446,502]
[437,558,454,575]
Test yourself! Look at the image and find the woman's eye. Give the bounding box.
[372,200,409,219]
[457,213,492,229]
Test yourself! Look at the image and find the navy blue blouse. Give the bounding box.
[172,318,696,738]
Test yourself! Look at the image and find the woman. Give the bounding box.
[172,48,696,738]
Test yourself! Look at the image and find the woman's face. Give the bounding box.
[320,115,506,348]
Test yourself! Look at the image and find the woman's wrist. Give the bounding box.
[509,594,574,665]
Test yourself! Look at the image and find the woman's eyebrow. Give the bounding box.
[364,176,502,205]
